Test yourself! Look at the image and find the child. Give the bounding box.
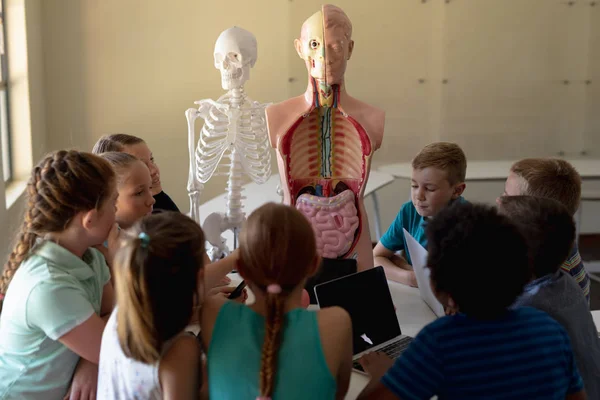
[99,152,155,230]
[499,195,600,399]
[92,133,180,212]
[358,202,586,400]
[502,158,591,303]
[201,203,353,399]
[97,212,206,399]
[373,142,467,286]
[0,150,117,399]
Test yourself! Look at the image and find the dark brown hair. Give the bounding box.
[498,196,575,278]
[114,212,206,363]
[412,142,467,185]
[237,203,317,398]
[0,150,115,310]
[510,158,581,215]
[92,134,145,155]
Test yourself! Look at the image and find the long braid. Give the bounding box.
[239,203,318,400]
[258,293,286,399]
[0,150,115,312]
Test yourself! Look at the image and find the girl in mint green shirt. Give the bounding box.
[0,150,118,400]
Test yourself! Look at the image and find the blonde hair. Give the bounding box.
[114,212,205,363]
[237,203,317,398]
[510,158,581,216]
[412,142,467,184]
[92,134,145,154]
[98,152,140,183]
[0,151,115,311]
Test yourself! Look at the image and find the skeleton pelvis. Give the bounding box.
[296,188,359,259]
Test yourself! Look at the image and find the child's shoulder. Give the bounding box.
[317,306,351,329]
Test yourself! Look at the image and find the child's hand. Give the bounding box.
[358,352,394,380]
[208,286,248,304]
[444,305,459,316]
[407,270,418,288]
[63,358,98,400]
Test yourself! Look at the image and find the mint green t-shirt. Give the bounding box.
[0,241,110,400]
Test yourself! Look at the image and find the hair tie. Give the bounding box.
[0,293,5,301]
[138,232,150,248]
[266,284,281,294]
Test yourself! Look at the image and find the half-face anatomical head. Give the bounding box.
[214,26,258,90]
[295,4,354,86]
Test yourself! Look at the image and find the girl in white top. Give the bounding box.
[97,212,207,399]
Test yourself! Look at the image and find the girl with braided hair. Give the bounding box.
[201,203,353,400]
[0,150,118,399]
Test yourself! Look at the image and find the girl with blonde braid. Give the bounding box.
[201,203,353,400]
[0,150,118,399]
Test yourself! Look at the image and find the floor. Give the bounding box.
[579,235,600,311]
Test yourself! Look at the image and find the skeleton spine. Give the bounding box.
[225,88,246,228]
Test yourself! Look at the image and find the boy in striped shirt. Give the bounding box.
[358,202,586,400]
[502,158,590,304]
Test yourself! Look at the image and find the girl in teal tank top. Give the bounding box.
[201,203,353,400]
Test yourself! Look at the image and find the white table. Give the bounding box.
[378,159,600,181]
[199,171,395,249]
[593,310,600,333]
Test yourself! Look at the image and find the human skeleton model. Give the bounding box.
[186,27,271,260]
[266,5,385,270]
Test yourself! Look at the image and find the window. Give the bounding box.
[0,0,9,183]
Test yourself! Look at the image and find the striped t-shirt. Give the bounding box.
[561,245,590,305]
[382,307,583,400]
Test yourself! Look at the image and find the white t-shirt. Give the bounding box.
[97,308,189,400]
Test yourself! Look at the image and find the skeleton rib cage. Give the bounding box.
[195,92,271,185]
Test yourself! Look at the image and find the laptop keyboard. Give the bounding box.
[353,336,413,372]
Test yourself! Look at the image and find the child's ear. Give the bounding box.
[82,209,98,231]
[452,182,466,199]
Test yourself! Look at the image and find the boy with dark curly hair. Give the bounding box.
[358,202,586,400]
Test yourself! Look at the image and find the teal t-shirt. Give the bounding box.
[208,302,336,399]
[0,241,110,400]
[380,197,466,265]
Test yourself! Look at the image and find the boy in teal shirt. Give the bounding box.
[373,142,467,286]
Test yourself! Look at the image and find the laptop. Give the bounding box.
[305,257,357,304]
[403,229,446,318]
[314,266,413,373]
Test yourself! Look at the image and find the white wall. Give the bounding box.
[1,0,599,267]
[0,0,46,265]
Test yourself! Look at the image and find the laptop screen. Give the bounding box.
[314,266,402,355]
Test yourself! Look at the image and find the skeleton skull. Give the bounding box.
[214,26,257,90]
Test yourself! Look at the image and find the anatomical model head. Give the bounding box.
[294,4,354,86]
[214,26,257,90]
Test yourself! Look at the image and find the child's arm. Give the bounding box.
[100,282,115,320]
[373,243,417,287]
[199,286,232,349]
[58,315,106,364]
[159,335,202,400]
[203,249,239,289]
[335,311,353,400]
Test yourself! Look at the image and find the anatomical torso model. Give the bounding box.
[186,26,271,261]
[266,5,385,270]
